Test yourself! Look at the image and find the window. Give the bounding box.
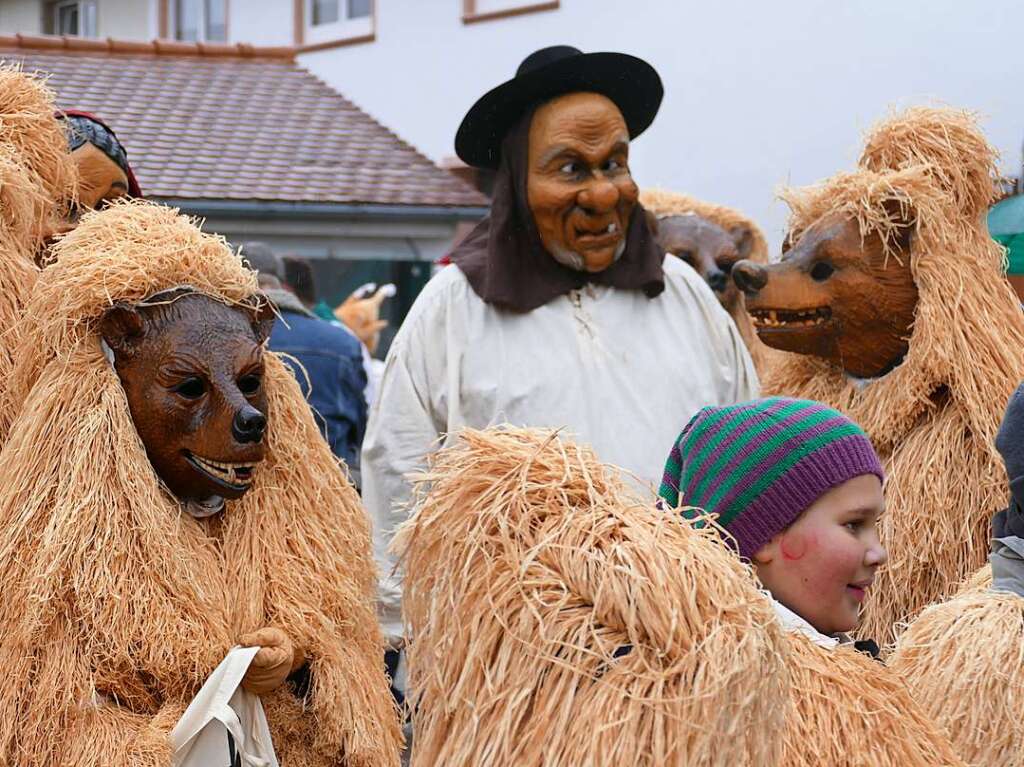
[312,0,371,26]
[172,0,227,42]
[46,0,97,37]
[301,0,375,49]
[462,0,560,24]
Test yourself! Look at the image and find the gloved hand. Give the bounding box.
[239,627,305,695]
[995,381,1024,539]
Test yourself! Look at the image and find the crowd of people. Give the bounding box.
[0,40,1022,766]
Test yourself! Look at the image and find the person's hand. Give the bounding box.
[335,286,391,354]
[239,627,304,695]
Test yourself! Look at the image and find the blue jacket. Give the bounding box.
[268,298,367,473]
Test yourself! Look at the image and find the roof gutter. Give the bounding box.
[152,198,489,221]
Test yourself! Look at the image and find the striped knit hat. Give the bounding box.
[659,397,883,560]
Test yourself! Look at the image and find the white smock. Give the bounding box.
[363,255,759,640]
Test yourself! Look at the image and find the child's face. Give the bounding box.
[753,475,887,635]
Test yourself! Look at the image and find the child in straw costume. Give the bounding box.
[396,427,790,766]
[639,188,780,377]
[0,65,77,439]
[0,200,401,766]
[889,381,1024,766]
[758,107,1024,645]
[661,398,964,765]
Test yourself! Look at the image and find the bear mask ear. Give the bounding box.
[881,197,915,253]
[250,298,277,345]
[729,224,754,259]
[99,304,145,357]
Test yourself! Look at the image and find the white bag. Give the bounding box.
[169,645,280,767]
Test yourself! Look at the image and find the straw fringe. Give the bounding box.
[0,201,400,766]
[763,107,1024,646]
[396,427,790,766]
[783,634,964,765]
[0,63,77,254]
[639,188,788,378]
[890,589,1024,766]
[0,65,75,438]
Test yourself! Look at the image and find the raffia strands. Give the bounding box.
[764,108,1024,646]
[639,187,787,378]
[783,634,964,766]
[0,150,40,432]
[0,200,400,766]
[889,590,1024,766]
[859,106,1000,220]
[956,564,993,596]
[396,427,790,767]
[0,63,78,252]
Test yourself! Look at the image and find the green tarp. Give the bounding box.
[989,195,1024,274]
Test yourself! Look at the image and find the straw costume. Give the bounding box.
[639,188,780,375]
[0,201,400,766]
[782,636,965,766]
[0,65,77,439]
[396,427,790,766]
[888,381,1024,766]
[759,107,1024,644]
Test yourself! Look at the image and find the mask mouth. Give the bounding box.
[184,495,225,519]
[183,451,258,492]
[749,306,833,329]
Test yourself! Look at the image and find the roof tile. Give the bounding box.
[0,36,487,209]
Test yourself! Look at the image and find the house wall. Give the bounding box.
[298,0,1024,250]
[0,0,44,33]
[229,0,294,46]
[0,0,157,37]
[97,0,153,39]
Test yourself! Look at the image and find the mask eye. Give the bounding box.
[811,261,836,282]
[238,373,262,396]
[560,161,581,176]
[174,377,206,400]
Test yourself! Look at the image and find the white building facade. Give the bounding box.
[3,0,1023,249]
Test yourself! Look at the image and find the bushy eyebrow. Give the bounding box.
[538,134,630,167]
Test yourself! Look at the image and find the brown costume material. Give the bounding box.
[783,634,964,766]
[747,108,1024,645]
[0,201,401,766]
[0,66,77,438]
[889,589,1024,766]
[396,427,790,766]
[640,188,782,376]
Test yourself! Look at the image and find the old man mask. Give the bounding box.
[449,46,667,312]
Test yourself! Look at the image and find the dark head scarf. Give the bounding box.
[449,107,664,313]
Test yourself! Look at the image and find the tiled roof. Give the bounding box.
[0,34,488,209]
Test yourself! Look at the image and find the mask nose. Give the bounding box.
[706,267,728,293]
[732,260,768,294]
[233,405,267,444]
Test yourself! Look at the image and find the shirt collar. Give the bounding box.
[769,594,844,648]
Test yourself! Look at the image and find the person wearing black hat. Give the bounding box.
[363,46,758,645]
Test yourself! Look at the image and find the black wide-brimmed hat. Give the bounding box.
[455,45,663,169]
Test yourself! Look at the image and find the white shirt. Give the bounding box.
[362,256,759,639]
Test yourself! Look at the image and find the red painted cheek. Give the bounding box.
[780,530,810,561]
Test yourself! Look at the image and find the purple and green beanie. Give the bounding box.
[659,397,884,560]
